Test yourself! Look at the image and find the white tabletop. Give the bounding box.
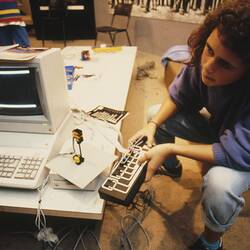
[0,46,137,220]
[63,46,137,112]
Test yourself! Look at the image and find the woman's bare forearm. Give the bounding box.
[150,94,177,126]
[169,143,215,163]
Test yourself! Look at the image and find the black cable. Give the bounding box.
[120,214,151,250]
[119,188,153,250]
[73,226,88,250]
[83,231,102,250]
[53,227,74,250]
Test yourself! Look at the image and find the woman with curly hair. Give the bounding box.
[130,0,250,249]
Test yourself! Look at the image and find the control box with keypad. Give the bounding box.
[88,106,128,124]
[98,136,148,206]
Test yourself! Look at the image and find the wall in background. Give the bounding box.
[94,0,198,56]
[22,0,198,56]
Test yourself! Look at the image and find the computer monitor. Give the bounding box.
[0,48,70,134]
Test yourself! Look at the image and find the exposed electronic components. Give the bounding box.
[98,136,148,206]
[88,106,128,124]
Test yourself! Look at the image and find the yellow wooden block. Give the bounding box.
[92,47,122,53]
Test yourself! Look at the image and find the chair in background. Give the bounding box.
[95,3,133,46]
[40,0,67,47]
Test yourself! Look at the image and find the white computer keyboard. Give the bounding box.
[0,114,73,189]
[0,151,49,189]
[0,154,44,179]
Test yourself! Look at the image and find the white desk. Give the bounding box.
[63,46,136,112]
[0,46,137,220]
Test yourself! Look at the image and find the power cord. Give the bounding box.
[72,225,103,250]
[119,188,154,250]
[35,176,59,250]
[53,227,74,250]
[6,188,154,250]
[84,230,102,250]
[120,214,151,250]
[73,226,88,250]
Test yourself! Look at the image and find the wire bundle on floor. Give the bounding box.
[119,188,154,250]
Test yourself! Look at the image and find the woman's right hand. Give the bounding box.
[129,122,157,148]
[139,143,174,182]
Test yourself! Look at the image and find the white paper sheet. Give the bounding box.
[46,141,116,189]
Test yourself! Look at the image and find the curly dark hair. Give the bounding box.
[188,0,250,66]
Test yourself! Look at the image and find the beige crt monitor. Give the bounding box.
[0,48,70,134]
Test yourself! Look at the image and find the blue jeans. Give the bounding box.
[148,104,250,232]
[0,25,30,47]
[147,104,217,169]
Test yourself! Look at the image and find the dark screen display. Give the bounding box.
[0,66,43,115]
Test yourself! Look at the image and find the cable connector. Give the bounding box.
[36,227,58,249]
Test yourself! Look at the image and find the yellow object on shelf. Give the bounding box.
[92,47,122,53]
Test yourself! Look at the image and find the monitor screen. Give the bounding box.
[0,66,42,116]
[0,48,70,134]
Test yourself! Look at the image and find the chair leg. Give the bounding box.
[41,21,45,47]
[95,32,98,46]
[62,21,66,47]
[125,31,132,46]
[108,32,114,45]
[113,33,117,46]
